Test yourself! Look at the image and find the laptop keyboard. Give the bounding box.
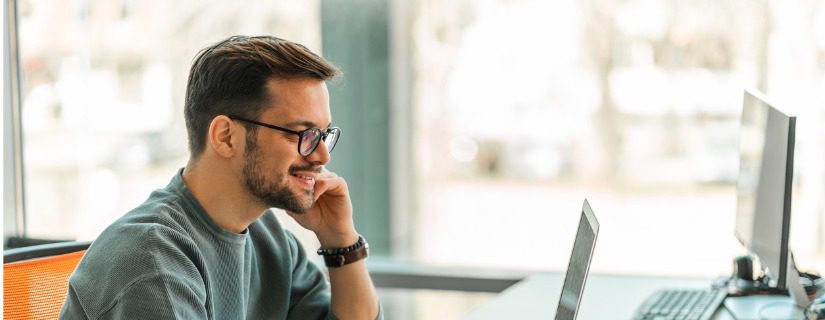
[633,288,726,320]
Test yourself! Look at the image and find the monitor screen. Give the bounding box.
[734,89,795,289]
[555,200,599,320]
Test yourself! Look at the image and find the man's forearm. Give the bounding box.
[328,260,380,320]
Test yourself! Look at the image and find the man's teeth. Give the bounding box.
[293,174,314,181]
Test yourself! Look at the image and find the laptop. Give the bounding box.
[554,199,600,320]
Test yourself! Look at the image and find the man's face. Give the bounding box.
[240,78,332,213]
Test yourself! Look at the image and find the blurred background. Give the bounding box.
[5,0,825,319]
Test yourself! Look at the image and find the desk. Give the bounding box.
[465,273,799,319]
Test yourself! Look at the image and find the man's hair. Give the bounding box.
[184,35,340,157]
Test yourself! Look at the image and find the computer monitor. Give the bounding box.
[734,89,808,308]
[734,88,795,290]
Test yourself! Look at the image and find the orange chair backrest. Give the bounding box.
[4,250,86,320]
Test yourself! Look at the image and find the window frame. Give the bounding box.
[4,0,27,243]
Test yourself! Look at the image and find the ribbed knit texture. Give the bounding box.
[58,169,335,320]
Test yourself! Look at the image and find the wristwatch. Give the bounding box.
[317,235,369,268]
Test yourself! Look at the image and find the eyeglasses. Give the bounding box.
[228,115,341,157]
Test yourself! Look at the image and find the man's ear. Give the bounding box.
[207,115,242,158]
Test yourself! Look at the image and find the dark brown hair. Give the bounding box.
[184,35,340,157]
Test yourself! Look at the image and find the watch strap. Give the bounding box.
[322,243,369,268]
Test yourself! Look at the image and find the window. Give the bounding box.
[8,1,825,319]
[404,0,825,277]
[16,0,322,241]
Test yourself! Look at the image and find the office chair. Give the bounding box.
[4,241,92,320]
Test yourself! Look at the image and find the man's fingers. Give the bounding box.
[314,172,344,199]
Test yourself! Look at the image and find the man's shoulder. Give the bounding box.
[72,191,205,288]
[96,214,197,256]
[117,180,212,236]
[63,179,212,319]
[120,186,192,226]
[67,218,206,317]
[65,220,207,319]
[78,219,202,279]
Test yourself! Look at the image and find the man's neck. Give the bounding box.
[182,159,266,234]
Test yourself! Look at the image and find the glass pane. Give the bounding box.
[18,0,321,241]
[406,0,825,278]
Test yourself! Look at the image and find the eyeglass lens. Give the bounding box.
[300,129,321,156]
[298,128,340,156]
[324,129,339,153]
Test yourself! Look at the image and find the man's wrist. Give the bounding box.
[316,230,359,248]
[317,235,369,268]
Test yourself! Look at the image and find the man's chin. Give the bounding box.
[270,196,314,214]
[251,183,315,213]
[288,188,315,213]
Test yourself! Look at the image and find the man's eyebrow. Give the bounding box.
[282,120,333,129]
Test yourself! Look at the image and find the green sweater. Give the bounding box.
[60,169,361,319]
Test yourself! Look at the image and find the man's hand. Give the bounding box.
[287,169,359,248]
[288,169,380,319]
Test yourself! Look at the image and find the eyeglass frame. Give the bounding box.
[227,115,341,157]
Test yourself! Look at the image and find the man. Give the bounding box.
[59,36,381,320]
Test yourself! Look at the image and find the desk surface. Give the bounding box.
[465,273,801,319]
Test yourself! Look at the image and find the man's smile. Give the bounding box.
[290,171,317,189]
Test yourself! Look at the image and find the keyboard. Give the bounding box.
[633,288,727,320]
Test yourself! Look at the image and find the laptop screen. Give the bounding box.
[554,200,600,320]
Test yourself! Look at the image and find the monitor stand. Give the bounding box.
[724,252,811,319]
[724,295,805,319]
[785,255,811,307]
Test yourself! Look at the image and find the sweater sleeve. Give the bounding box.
[96,274,209,320]
[283,231,335,320]
[58,284,90,320]
[59,224,209,320]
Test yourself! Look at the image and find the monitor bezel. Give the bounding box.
[582,199,600,236]
[554,199,600,320]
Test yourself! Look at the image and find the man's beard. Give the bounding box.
[241,133,316,214]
